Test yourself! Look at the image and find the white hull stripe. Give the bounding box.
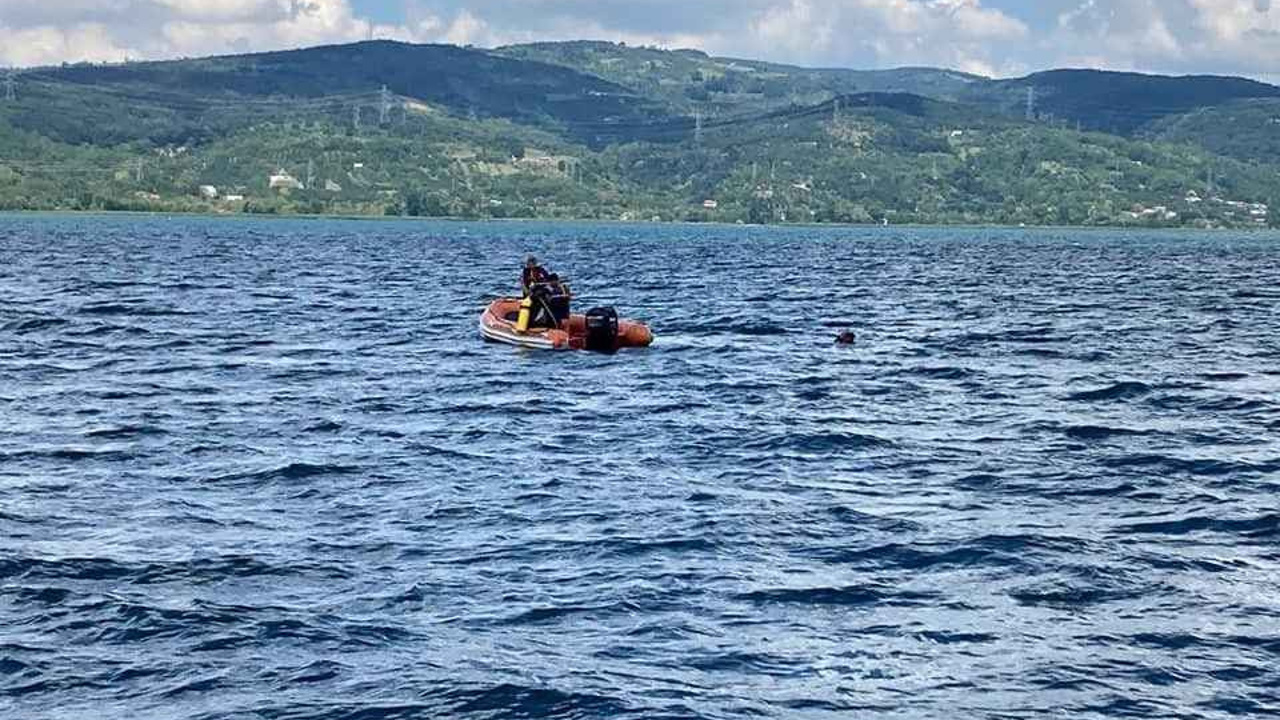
[479,317,560,350]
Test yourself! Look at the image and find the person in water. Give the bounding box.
[835,330,856,345]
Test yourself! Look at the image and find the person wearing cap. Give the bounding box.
[521,255,549,296]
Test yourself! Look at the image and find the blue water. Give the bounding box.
[2,214,1279,719]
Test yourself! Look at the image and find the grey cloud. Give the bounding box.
[292,0,323,18]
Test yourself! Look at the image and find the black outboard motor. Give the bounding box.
[584,307,619,353]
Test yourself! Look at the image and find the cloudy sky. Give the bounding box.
[1,1,1278,81]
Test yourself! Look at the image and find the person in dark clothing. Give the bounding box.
[545,273,572,324]
[519,256,572,328]
[521,255,549,296]
[528,284,554,328]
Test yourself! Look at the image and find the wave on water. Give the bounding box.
[1066,381,1154,402]
[734,584,940,607]
[1116,513,1280,538]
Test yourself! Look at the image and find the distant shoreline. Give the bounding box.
[0,209,1271,233]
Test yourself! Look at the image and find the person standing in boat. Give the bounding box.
[517,255,561,330]
[521,255,549,296]
[545,273,572,324]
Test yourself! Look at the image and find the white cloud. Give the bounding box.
[733,0,1029,75]
[1184,0,1280,70]
[0,0,1029,71]
[153,0,290,22]
[1051,0,1183,71]
[0,0,383,66]
[435,9,498,46]
[748,0,834,57]
[0,22,138,67]
[1045,0,1280,77]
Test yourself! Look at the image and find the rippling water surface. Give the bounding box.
[2,214,1279,719]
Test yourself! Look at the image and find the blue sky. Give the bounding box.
[350,0,402,23]
[2,1,1278,83]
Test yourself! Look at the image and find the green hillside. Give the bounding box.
[1147,98,1280,164]
[975,70,1280,135]
[11,41,669,147]
[1,40,1277,228]
[496,42,1280,138]
[496,41,984,116]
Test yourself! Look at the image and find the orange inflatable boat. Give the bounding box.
[479,298,653,352]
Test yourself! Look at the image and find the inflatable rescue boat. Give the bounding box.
[479,298,653,352]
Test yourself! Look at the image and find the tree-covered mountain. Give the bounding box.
[1,40,1277,228]
[496,41,1280,138]
[11,41,669,147]
[1146,98,1280,164]
[495,41,986,116]
[975,69,1280,135]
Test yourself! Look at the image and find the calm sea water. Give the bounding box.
[2,214,1279,719]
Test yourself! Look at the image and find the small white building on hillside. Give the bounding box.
[269,170,303,191]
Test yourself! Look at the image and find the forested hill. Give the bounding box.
[1,40,1278,228]
[11,42,667,147]
[495,41,1280,136]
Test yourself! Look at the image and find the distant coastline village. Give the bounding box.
[153,143,1271,229]
[1133,191,1270,227]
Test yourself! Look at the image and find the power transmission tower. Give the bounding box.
[833,97,841,124]
[379,85,392,125]
[694,111,703,144]
[1025,86,1036,122]
[306,159,315,190]
[353,104,361,132]
[3,70,15,102]
[134,159,144,183]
